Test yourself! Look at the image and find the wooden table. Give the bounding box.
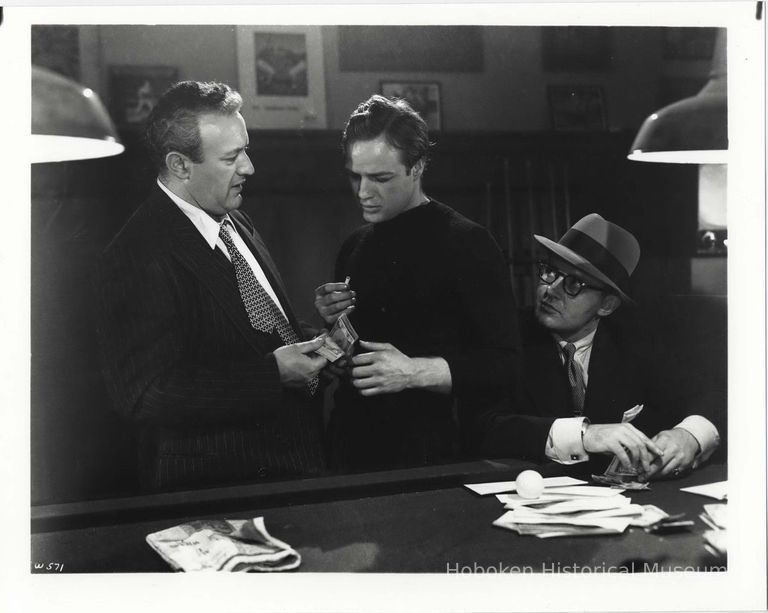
[31,460,726,573]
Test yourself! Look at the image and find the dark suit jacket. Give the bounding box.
[95,186,324,491]
[476,312,725,473]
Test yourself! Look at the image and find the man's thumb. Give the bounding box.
[299,334,327,353]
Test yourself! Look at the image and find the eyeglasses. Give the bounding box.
[536,261,605,297]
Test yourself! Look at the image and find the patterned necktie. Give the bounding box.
[562,342,585,416]
[219,221,317,395]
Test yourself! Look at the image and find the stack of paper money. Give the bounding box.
[492,486,669,538]
[315,313,359,362]
[146,517,301,572]
[591,455,651,490]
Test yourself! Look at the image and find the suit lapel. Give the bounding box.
[149,189,274,354]
[584,323,631,422]
[230,211,305,339]
[524,322,573,418]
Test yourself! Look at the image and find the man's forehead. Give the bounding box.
[545,253,598,283]
[346,136,405,170]
[198,112,247,149]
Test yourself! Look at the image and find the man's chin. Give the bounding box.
[361,209,384,223]
[534,309,558,329]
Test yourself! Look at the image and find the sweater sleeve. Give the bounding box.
[441,225,521,399]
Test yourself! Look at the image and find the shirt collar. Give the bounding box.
[157,178,229,249]
[555,325,598,353]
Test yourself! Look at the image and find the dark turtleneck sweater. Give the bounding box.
[330,200,519,471]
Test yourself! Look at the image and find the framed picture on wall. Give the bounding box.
[236,26,327,129]
[380,81,442,131]
[108,65,178,128]
[547,85,607,131]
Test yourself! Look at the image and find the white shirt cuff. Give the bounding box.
[545,417,590,464]
[674,415,721,466]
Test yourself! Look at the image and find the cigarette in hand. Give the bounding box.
[344,276,351,286]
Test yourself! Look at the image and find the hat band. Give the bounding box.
[560,228,630,289]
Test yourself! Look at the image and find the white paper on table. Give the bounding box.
[496,510,632,531]
[464,476,587,496]
[704,529,727,554]
[680,481,727,501]
[544,485,625,497]
[526,496,633,515]
[497,493,584,507]
[508,504,641,522]
[703,503,727,528]
[580,504,645,518]
[630,504,670,527]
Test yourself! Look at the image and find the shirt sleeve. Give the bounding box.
[545,417,590,464]
[674,415,721,466]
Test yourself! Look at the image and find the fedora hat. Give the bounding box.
[533,214,640,302]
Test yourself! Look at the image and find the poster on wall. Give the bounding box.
[108,65,178,128]
[236,26,327,129]
[380,81,442,130]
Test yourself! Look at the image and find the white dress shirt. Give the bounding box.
[543,324,720,466]
[157,179,288,320]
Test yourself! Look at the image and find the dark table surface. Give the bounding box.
[31,461,726,573]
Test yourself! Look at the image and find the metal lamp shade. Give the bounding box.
[629,29,728,165]
[627,79,728,164]
[32,65,124,163]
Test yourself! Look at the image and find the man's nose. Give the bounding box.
[238,153,255,176]
[544,276,566,296]
[358,177,374,200]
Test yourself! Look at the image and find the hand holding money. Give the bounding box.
[644,427,700,479]
[582,422,664,476]
[314,276,355,325]
[314,312,359,363]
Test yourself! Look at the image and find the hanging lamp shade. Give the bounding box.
[32,65,124,163]
[628,30,727,164]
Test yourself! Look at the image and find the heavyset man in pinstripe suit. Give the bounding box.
[96,81,328,491]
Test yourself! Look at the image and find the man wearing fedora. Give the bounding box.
[477,214,721,480]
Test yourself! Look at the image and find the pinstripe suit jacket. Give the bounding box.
[95,186,324,491]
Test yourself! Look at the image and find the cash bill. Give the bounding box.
[314,335,345,362]
[146,517,301,572]
[315,312,359,363]
[591,471,651,490]
[590,404,651,489]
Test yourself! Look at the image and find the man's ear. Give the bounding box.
[410,158,425,180]
[597,293,621,317]
[165,151,192,180]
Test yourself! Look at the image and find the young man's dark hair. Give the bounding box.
[340,94,430,173]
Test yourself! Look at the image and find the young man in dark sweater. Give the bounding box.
[314,95,519,471]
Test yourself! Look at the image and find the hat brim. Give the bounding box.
[533,235,634,303]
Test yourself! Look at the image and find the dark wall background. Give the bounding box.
[31,25,724,504]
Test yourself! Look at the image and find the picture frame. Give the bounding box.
[236,26,327,129]
[108,65,178,128]
[547,85,607,131]
[380,81,442,131]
